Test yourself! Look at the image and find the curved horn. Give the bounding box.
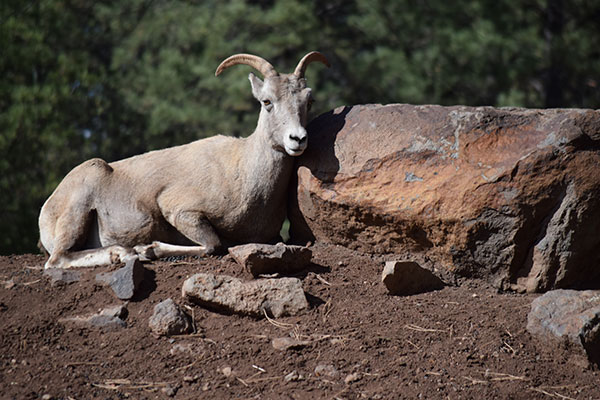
[215,54,278,78]
[293,51,330,78]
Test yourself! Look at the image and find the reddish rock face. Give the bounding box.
[289,104,600,292]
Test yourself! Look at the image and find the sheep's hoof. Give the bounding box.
[134,243,158,261]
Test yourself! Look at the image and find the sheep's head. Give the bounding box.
[216,52,330,156]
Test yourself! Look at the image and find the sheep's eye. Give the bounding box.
[262,99,271,106]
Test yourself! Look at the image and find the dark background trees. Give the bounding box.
[1,0,598,254]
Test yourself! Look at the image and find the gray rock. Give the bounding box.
[99,304,128,319]
[527,289,600,364]
[228,243,312,277]
[60,304,128,330]
[382,261,444,295]
[149,298,193,336]
[182,273,308,318]
[43,268,81,285]
[96,257,145,300]
[86,314,127,330]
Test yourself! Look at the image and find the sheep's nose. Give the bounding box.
[290,134,307,144]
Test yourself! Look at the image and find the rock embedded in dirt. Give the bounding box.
[344,372,361,384]
[381,260,444,295]
[284,370,302,382]
[99,304,128,319]
[314,363,339,379]
[289,104,600,292]
[228,242,312,277]
[221,366,232,377]
[60,304,128,331]
[182,273,308,318]
[148,298,193,336]
[95,257,145,300]
[271,337,310,351]
[43,268,81,285]
[527,289,600,364]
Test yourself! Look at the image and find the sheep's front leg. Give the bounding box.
[134,242,208,260]
[134,214,221,261]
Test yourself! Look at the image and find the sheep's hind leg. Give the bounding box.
[45,246,135,269]
[134,214,221,261]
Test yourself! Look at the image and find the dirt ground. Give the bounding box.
[1,243,599,399]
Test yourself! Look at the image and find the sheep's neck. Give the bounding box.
[240,129,294,209]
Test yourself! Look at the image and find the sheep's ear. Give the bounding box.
[248,73,264,99]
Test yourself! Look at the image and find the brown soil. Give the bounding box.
[1,243,598,399]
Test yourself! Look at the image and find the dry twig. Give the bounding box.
[463,376,488,385]
[404,324,445,333]
[529,387,576,400]
[263,309,294,329]
[315,274,331,286]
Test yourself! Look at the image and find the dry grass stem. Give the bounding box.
[236,377,249,387]
[92,379,174,391]
[170,261,196,266]
[65,361,102,367]
[263,309,295,329]
[502,341,516,354]
[404,324,446,333]
[315,274,331,286]
[529,387,576,400]
[463,376,489,385]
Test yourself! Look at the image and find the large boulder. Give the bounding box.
[290,104,600,292]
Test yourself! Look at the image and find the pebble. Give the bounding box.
[221,366,232,377]
[344,372,361,384]
[314,363,339,378]
[161,384,178,397]
[284,370,301,382]
[271,337,310,351]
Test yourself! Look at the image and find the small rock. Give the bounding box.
[99,304,128,319]
[221,366,232,377]
[381,261,444,295]
[527,289,600,365]
[161,384,178,397]
[314,363,338,379]
[182,273,308,318]
[43,269,81,285]
[87,314,127,329]
[183,375,199,383]
[284,370,301,382]
[60,304,128,331]
[149,298,193,336]
[3,279,15,289]
[60,306,128,330]
[202,382,210,391]
[41,395,52,400]
[96,257,145,300]
[344,372,361,384]
[271,337,310,351]
[228,243,312,277]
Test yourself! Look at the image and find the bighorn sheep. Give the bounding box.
[38,52,330,269]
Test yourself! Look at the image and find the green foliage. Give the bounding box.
[1,0,599,254]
